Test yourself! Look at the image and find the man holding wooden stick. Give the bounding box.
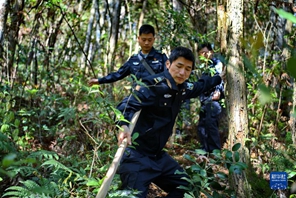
[116,46,225,197]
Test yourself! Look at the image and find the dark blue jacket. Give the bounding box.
[117,69,221,157]
[199,58,224,104]
[98,47,167,84]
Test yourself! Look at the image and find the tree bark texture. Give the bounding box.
[80,0,97,75]
[134,0,147,54]
[0,0,7,45]
[216,0,227,53]
[104,0,122,75]
[226,0,252,197]
[0,0,8,81]
[6,0,24,82]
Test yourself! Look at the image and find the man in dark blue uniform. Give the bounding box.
[116,46,224,198]
[88,24,167,86]
[196,43,224,153]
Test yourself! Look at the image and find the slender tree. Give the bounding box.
[225,0,252,196]
[0,0,7,47]
[0,0,8,82]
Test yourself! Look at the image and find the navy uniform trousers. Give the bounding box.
[118,148,189,198]
[197,101,222,152]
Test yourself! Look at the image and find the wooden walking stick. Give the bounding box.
[96,110,141,198]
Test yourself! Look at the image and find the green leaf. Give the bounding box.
[258,84,272,104]
[236,162,248,169]
[184,154,196,163]
[132,133,139,142]
[216,172,227,179]
[190,164,202,172]
[2,153,17,168]
[225,150,232,161]
[210,181,225,190]
[1,124,9,133]
[234,151,240,162]
[194,149,207,155]
[287,56,296,79]
[192,174,202,182]
[86,178,100,186]
[229,164,244,174]
[26,88,38,95]
[274,8,296,23]
[232,143,241,151]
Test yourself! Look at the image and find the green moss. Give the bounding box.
[246,167,274,198]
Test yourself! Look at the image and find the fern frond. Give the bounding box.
[3,180,53,198]
[22,179,40,189]
[28,150,59,161]
[7,165,36,177]
[42,159,72,173]
[3,186,31,197]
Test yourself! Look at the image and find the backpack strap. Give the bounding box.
[137,54,155,75]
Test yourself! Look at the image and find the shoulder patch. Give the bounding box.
[186,82,194,90]
[154,76,165,84]
[155,49,164,54]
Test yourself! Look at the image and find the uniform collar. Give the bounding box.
[140,47,156,58]
[163,69,186,91]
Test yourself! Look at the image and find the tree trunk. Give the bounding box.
[80,0,97,75]
[0,0,8,82]
[216,0,227,54]
[285,0,296,145]
[0,0,7,46]
[134,0,147,53]
[226,0,252,197]
[103,0,122,96]
[6,0,24,82]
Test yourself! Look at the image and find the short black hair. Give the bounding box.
[169,46,195,70]
[139,24,155,36]
[198,42,213,52]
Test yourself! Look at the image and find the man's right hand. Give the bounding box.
[88,79,99,86]
[118,125,132,146]
[212,90,221,101]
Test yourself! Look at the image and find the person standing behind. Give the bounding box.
[196,42,224,153]
[88,24,168,86]
[116,46,224,198]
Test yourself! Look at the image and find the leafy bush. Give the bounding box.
[181,143,247,198]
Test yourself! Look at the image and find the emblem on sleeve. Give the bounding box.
[186,82,194,90]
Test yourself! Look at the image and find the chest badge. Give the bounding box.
[152,60,159,63]
[133,62,139,65]
[164,94,172,98]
